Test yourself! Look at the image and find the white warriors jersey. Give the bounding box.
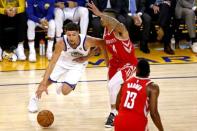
[56,34,90,69]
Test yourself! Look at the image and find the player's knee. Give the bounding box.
[62,86,72,95]
[62,91,70,95]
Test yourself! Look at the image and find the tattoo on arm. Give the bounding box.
[100,14,126,33]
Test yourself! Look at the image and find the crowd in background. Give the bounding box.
[0,0,197,62]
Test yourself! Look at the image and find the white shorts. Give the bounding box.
[49,64,86,88]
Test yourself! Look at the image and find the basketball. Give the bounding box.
[37,110,54,127]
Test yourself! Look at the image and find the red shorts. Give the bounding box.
[114,114,148,131]
[108,59,136,81]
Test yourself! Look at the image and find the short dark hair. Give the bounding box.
[136,59,150,77]
[64,22,80,32]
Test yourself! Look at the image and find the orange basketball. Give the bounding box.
[37,110,54,127]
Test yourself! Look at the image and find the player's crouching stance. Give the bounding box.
[28,22,108,113]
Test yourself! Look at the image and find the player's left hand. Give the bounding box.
[73,56,88,63]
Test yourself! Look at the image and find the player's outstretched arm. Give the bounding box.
[148,83,164,131]
[36,41,64,99]
[87,1,128,38]
[86,36,109,66]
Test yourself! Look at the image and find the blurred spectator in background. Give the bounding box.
[163,0,178,51]
[26,0,55,62]
[146,0,175,54]
[0,0,26,61]
[175,0,197,53]
[90,0,130,38]
[55,0,89,41]
[127,0,152,54]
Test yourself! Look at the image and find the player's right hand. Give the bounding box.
[36,82,48,99]
[73,56,88,63]
[87,1,102,17]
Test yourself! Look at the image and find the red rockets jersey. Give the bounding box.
[103,28,138,66]
[118,76,152,121]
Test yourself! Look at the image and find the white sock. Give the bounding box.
[28,41,35,53]
[111,109,117,115]
[47,40,54,52]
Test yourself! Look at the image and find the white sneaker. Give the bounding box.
[16,46,26,60]
[29,50,36,62]
[28,95,38,113]
[46,50,53,60]
[0,47,2,61]
[191,42,197,53]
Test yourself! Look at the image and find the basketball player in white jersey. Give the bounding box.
[28,22,108,113]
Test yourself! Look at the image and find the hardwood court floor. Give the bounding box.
[0,63,197,131]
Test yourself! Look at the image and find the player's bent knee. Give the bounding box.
[62,85,72,95]
[62,91,70,95]
[62,89,71,95]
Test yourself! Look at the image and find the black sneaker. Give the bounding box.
[105,112,115,128]
[140,41,150,54]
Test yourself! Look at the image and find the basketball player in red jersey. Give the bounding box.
[114,59,164,131]
[88,1,141,127]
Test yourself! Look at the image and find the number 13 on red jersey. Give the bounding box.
[124,91,137,109]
